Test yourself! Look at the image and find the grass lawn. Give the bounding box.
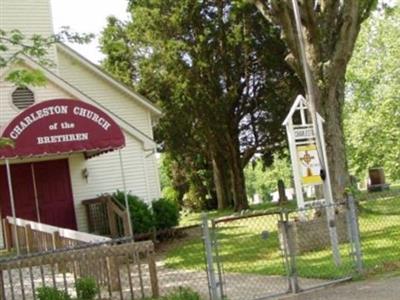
[166,190,400,280]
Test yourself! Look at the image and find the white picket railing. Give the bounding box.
[3,216,111,254]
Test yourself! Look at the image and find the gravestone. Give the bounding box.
[368,168,390,192]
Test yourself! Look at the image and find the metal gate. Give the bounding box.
[203,199,362,300]
[204,211,291,300]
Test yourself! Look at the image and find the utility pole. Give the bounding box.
[290,0,341,266]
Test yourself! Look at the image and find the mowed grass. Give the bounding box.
[166,191,400,279]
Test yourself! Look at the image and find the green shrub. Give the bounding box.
[75,277,98,300]
[182,186,206,212]
[36,287,71,300]
[164,287,201,300]
[162,186,180,208]
[113,191,154,234]
[152,198,180,230]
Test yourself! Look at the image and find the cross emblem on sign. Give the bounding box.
[300,150,315,177]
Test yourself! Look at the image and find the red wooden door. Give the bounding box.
[0,160,76,230]
[34,160,77,230]
[0,164,38,221]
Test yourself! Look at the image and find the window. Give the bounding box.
[12,87,35,109]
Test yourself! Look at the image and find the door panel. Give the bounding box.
[0,160,76,230]
[0,164,37,221]
[34,159,77,230]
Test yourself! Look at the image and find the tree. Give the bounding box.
[345,4,400,182]
[100,0,301,211]
[251,0,378,201]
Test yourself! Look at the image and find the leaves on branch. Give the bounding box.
[0,28,94,86]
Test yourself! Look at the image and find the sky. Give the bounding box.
[51,0,130,64]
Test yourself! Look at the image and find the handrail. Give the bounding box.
[108,197,127,219]
[6,216,111,243]
[82,195,131,238]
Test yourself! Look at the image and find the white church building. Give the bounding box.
[0,0,161,247]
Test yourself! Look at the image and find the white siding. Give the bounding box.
[57,50,154,138]
[0,66,73,127]
[0,0,58,71]
[69,135,160,233]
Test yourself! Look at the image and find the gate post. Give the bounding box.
[202,213,221,300]
[346,194,363,273]
[281,212,300,293]
[211,220,224,298]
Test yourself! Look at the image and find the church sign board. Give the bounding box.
[0,99,125,159]
[283,95,341,266]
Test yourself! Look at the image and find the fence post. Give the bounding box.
[281,213,300,293]
[3,219,12,252]
[347,194,363,273]
[52,231,68,273]
[211,220,224,298]
[106,200,118,238]
[106,255,120,291]
[202,213,221,300]
[25,224,34,254]
[148,249,160,298]
[52,231,62,250]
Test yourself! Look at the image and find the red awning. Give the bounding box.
[0,99,125,159]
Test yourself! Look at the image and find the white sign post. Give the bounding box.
[283,95,341,266]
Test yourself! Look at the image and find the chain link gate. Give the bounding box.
[203,212,292,300]
[202,199,362,300]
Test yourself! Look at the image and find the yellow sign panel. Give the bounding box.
[296,144,322,185]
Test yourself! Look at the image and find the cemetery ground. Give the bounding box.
[163,185,400,280]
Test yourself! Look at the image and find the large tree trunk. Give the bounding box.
[225,132,249,211]
[320,78,349,202]
[211,150,232,209]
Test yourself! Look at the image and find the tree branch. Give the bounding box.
[328,1,360,83]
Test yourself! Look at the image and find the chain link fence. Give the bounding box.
[203,198,362,300]
[356,187,400,276]
[155,224,211,299]
[141,187,400,300]
[211,212,290,300]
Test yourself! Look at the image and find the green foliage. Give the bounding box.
[182,185,208,212]
[245,154,292,201]
[113,191,155,234]
[145,287,201,300]
[0,28,93,86]
[162,186,180,207]
[152,198,180,230]
[345,5,400,182]
[36,287,71,300]
[162,287,201,300]
[75,277,98,300]
[100,0,301,211]
[159,153,214,211]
